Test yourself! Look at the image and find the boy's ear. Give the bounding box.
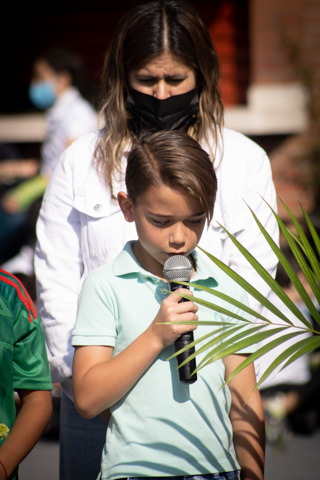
[118,191,134,222]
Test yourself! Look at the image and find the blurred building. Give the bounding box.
[1,0,319,221]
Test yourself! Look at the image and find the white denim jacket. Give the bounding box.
[35,127,279,398]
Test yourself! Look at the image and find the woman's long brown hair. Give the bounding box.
[95,0,224,197]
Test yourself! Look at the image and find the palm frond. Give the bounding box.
[255,335,320,387]
[167,202,320,384]
[223,330,308,388]
[271,201,320,315]
[303,206,320,258]
[168,282,272,324]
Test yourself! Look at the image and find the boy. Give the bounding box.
[0,269,52,480]
[72,131,265,480]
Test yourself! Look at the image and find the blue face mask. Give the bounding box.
[29,80,57,110]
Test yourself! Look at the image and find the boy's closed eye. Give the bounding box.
[188,216,206,224]
[151,218,170,226]
[150,214,206,227]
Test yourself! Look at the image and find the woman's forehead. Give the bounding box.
[137,52,194,74]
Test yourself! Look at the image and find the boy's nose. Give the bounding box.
[169,224,186,245]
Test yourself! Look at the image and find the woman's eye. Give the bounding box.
[168,78,185,83]
[137,77,155,84]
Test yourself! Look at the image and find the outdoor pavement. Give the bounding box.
[19,429,320,480]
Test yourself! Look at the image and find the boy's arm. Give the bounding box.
[73,289,198,419]
[0,389,52,479]
[224,354,265,480]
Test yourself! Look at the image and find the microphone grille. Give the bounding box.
[163,255,193,282]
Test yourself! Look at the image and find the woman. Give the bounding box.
[35,1,278,479]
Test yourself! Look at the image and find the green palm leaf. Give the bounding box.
[169,281,272,324]
[284,202,320,282]
[222,330,306,388]
[256,336,319,387]
[197,246,310,327]
[212,216,316,328]
[281,335,320,369]
[194,326,302,371]
[303,207,320,258]
[167,324,244,363]
[167,202,320,385]
[269,201,320,317]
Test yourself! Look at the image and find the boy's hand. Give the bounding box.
[148,288,198,349]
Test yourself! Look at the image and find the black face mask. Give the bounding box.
[126,87,199,133]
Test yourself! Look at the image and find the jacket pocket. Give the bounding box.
[73,191,120,219]
[73,192,136,272]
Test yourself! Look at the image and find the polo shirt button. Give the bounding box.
[94,204,102,212]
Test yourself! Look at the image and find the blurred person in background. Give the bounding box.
[0,47,97,267]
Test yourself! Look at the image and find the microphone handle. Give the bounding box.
[171,283,197,384]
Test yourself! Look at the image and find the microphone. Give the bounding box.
[163,255,197,384]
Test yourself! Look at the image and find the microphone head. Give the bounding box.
[163,255,193,282]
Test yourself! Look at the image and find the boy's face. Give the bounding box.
[118,184,206,279]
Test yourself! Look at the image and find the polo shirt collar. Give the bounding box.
[113,241,218,286]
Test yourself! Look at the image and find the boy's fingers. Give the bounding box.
[169,288,194,303]
[174,287,193,296]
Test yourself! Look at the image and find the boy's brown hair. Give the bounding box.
[126,130,217,224]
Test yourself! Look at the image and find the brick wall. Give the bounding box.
[250,0,320,221]
[251,0,320,85]
[205,0,250,105]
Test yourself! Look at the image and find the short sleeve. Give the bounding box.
[13,307,52,391]
[72,271,118,347]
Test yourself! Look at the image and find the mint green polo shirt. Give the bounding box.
[72,241,254,479]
